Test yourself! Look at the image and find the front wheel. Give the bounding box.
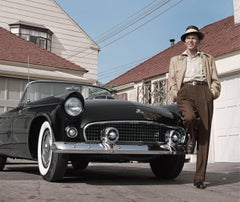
[38,121,68,182]
[0,155,7,171]
[150,155,185,179]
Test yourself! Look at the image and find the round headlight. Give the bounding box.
[64,97,83,116]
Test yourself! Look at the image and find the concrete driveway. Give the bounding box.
[0,160,239,202]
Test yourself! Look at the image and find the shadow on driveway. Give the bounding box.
[1,161,239,188]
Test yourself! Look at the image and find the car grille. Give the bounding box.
[83,121,170,143]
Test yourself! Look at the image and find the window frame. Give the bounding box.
[9,22,53,51]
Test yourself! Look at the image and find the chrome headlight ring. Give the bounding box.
[165,127,186,145]
[64,97,83,116]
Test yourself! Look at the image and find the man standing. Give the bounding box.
[168,25,221,189]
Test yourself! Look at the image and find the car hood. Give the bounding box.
[81,99,177,126]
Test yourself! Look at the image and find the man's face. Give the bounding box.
[184,34,199,51]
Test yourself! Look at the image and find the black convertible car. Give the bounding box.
[0,80,187,182]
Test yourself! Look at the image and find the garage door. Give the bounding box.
[212,72,240,162]
[0,77,28,113]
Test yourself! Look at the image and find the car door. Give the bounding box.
[11,104,35,158]
[0,109,18,156]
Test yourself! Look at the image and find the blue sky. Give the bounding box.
[55,0,233,84]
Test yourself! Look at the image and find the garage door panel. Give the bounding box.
[215,135,240,162]
[213,73,240,162]
[214,102,240,130]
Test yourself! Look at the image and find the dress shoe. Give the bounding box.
[194,180,207,189]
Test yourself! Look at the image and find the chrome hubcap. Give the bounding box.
[41,129,52,168]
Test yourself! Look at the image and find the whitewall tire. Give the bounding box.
[38,121,68,182]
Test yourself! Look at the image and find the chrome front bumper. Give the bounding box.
[51,142,177,155]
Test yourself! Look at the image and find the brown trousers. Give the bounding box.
[176,84,213,181]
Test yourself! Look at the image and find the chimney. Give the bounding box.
[170,39,175,46]
[234,0,240,24]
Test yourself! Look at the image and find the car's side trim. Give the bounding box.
[51,142,182,155]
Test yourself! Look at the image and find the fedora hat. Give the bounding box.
[181,25,204,42]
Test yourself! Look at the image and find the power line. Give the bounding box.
[62,0,185,83]
[95,0,158,41]
[65,0,172,59]
[96,0,171,44]
[101,0,183,48]
[98,0,184,82]
[98,56,150,79]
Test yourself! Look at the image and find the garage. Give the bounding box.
[0,77,28,113]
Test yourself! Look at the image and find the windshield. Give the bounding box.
[20,81,112,104]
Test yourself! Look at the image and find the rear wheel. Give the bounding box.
[0,155,7,171]
[38,121,68,182]
[150,155,185,179]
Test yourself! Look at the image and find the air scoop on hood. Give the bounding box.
[135,104,174,121]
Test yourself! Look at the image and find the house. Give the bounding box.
[106,9,240,161]
[0,0,99,112]
[0,0,99,82]
[0,27,88,112]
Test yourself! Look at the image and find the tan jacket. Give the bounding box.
[168,52,221,102]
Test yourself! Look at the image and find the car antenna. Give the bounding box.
[27,55,30,83]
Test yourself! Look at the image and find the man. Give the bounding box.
[168,25,221,189]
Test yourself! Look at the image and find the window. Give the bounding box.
[137,79,171,105]
[9,21,53,51]
[137,81,152,104]
[144,81,152,104]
